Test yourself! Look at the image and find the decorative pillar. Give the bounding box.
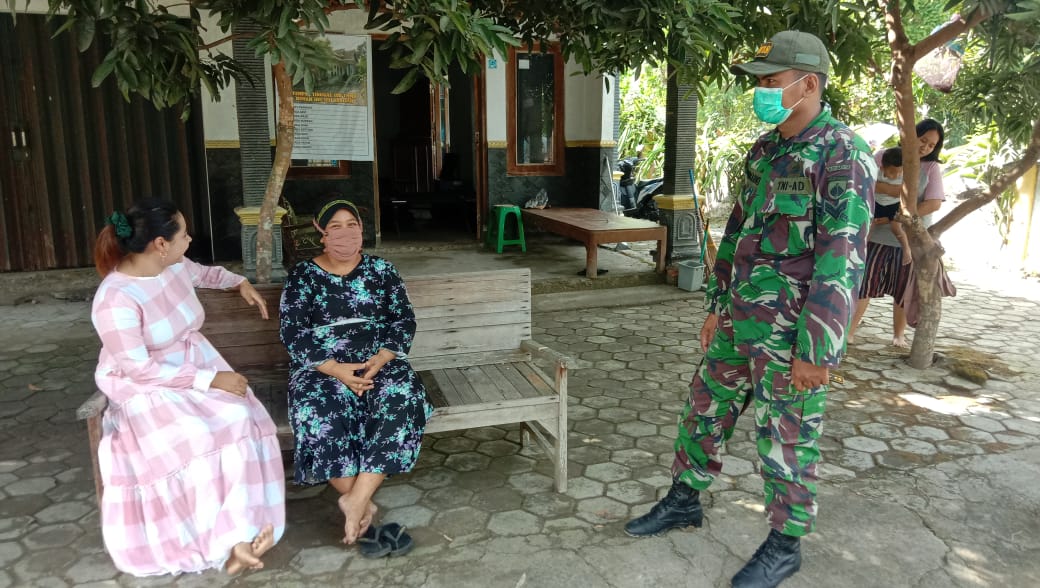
[233,22,287,277]
[656,54,701,264]
[235,206,289,281]
[654,195,701,264]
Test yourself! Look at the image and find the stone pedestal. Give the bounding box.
[235,206,289,282]
[654,194,701,265]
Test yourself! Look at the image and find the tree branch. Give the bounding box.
[200,32,251,50]
[884,0,924,217]
[930,117,1040,238]
[911,8,990,62]
[881,0,908,51]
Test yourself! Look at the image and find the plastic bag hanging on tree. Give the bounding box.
[913,16,966,93]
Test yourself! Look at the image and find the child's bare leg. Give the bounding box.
[893,305,910,348]
[891,222,913,265]
[848,297,871,344]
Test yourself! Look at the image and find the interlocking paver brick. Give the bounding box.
[605,480,656,505]
[597,407,638,423]
[443,452,492,472]
[487,510,541,535]
[564,476,605,500]
[506,472,554,495]
[575,496,627,524]
[470,487,524,512]
[431,506,490,538]
[843,436,889,454]
[584,462,631,483]
[521,493,575,518]
[1,270,1038,585]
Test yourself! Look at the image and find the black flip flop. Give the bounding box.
[357,524,391,558]
[379,522,415,557]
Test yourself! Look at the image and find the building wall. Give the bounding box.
[10,4,618,258]
[484,50,616,211]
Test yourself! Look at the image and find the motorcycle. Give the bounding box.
[616,156,663,223]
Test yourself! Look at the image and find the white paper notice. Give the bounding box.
[289,34,375,161]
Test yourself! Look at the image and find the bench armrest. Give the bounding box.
[77,391,109,420]
[520,339,577,370]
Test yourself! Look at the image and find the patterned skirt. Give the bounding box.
[289,358,433,485]
[858,241,911,299]
[99,387,286,576]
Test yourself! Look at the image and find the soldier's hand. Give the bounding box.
[700,314,719,352]
[791,359,828,392]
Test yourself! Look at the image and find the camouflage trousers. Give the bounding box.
[672,311,826,537]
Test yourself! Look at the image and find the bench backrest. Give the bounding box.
[200,268,532,371]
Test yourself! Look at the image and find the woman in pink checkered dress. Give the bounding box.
[90,199,285,576]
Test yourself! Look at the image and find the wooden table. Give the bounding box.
[521,207,667,278]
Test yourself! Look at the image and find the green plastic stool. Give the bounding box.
[485,204,527,253]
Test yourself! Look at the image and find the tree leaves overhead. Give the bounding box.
[34,0,349,118]
[944,5,1040,147]
[8,0,1037,149]
[363,0,519,93]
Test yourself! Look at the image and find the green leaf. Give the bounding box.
[391,67,420,94]
[408,38,433,64]
[90,54,118,87]
[365,12,394,30]
[74,18,95,52]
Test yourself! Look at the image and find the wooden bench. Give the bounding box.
[521,207,668,278]
[76,268,573,509]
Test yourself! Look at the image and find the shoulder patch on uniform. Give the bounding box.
[828,180,847,199]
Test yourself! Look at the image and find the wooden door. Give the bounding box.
[472,70,488,239]
[0,14,210,272]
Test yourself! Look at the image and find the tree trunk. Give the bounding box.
[256,63,295,284]
[887,3,945,367]
[907,238,942,368]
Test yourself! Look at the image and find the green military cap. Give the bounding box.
[730,30,830,76]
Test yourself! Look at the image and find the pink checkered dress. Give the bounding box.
[91,259,286,576]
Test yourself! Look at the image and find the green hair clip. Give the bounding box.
[107,211,132,239]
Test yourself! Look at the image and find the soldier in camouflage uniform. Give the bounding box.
[625,31,876,588]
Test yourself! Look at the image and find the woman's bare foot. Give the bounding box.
[892,335,910,348]
[226,541,261,575]
[248,524,276,569]
[338,493,371,544]
[359,502,378,538]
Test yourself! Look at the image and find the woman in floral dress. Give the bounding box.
[91,198,284,576]
[279,199,431,554]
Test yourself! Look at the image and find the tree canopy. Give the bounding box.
[5,0,1040,287]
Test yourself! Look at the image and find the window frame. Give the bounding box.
[287,159,352,179]
[506,43,565,176]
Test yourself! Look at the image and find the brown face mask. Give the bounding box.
[321,224,363,262]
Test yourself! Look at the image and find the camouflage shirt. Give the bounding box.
[705,105,876,367]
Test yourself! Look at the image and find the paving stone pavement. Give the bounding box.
[1,276,1039,587]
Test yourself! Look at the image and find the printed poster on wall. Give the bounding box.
[289,34,374,161]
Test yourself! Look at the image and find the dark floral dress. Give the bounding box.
[279,255,432,485]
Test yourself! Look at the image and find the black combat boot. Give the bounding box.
[731,529,802,588]
[624,479,703,537]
